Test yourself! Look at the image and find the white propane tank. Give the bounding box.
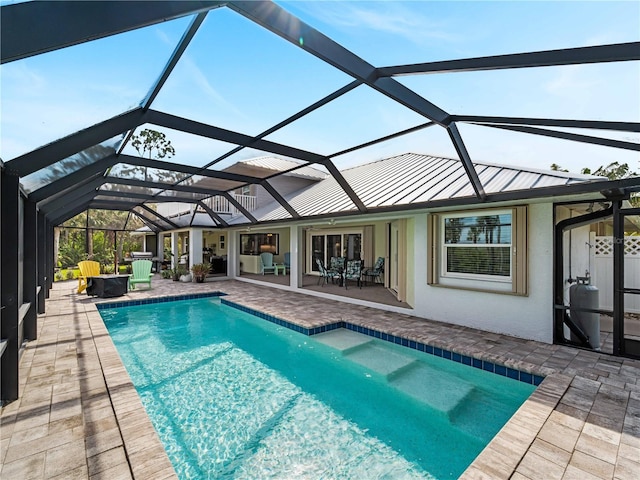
[569,276,600,351]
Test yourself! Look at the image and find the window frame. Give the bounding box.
[441,209,513,283]
[240,233,279,256]
[428,206,528,295]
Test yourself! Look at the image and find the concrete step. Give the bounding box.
[313,329,373,353]
[389,363,475,418]
[344,343,418,380]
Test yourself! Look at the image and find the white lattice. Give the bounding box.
[595,237,613,255]
[627,236,640,256]
[595,236,640,256]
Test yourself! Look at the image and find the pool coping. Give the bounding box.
[95,292,568,479]
[5,280,636,480]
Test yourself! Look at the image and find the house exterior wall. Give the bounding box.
[157,202,190,217]
[410,203,554,343]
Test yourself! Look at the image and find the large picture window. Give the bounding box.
[240,233,279,255]
[428,207,527,295]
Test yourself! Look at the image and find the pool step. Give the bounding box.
[344,343,417,380]
[389,363,474,418]
[313,329,373,353]
[314,330,417,380]
[313,329,475,417]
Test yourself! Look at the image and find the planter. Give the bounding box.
[195,275,205,283]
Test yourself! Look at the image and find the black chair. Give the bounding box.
[315,258,339,286]
[362,257,384,285]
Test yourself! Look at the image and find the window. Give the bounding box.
[307,230,362,272]
[428,207,527,295]
[240,233,279,255]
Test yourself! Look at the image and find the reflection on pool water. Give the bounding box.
[100,297,536,479]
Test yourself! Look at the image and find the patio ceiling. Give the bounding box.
[1,1,639,232]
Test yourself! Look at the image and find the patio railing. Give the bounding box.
[202,194,257,215]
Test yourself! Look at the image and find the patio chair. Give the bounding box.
[362,256,384,286]
[129,259,153,290]
[77,260,100,294]
[260,252,276,275]
[315,258,340,286]
[328,256,345,277]
[283,252,291,273]
[343,260,363,289]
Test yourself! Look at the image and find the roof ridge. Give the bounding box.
[340,152,603,180]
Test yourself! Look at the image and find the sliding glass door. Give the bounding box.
[307,230,363,273]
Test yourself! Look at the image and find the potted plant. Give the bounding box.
[161,268,173,279]
[173,266,188,281]
[191,263,211,283]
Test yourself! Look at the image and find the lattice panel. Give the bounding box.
[595,236,640,256]
[627,237,640,256]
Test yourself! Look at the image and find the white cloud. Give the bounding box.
[291,1,458,44]
[544,65,599,97]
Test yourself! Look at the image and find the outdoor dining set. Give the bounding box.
[315,256,384,289]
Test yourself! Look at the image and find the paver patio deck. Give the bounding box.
[1,277,639,479]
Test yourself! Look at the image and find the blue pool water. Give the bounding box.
[100,297,536,479]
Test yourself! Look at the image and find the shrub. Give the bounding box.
[161,269,173,279]
[55,272,63,281]
[65,270,75,280]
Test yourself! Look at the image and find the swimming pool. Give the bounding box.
[100,296,536,479]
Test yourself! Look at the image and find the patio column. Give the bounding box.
[23,199,37,341]
[189,228,203,266]
[157,234,165,271]
[289,226,302,288]
[171,232,179,269]
[47,220,54,292]
[37,211,46,313]
[1,172,20,404]
[227,231,237,277]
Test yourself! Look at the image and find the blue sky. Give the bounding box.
[1,1,638,176]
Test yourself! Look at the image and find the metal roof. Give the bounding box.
[228,153,609,223]
[231,157,328,181]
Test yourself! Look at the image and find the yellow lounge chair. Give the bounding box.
[77,260,100,293]
[129,259,153,290]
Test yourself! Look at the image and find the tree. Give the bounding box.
[580,161,637,180]
[125,128,190,184]
[552,162,639,207]
[550,163,568,172]
[130,129,176,160]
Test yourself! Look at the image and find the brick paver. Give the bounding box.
[1,276,639,479]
